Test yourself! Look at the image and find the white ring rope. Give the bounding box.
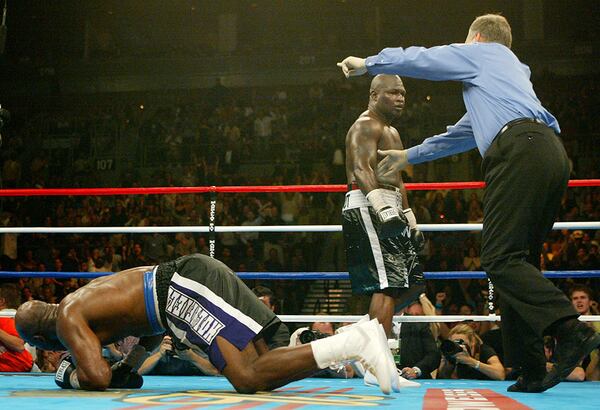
[0,221,597,234]
[279,314,600,323]
[1,310,598,322]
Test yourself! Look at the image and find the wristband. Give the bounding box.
[402,208,418,229]
[412,366,422,378]
[70,371,80,389]
[474,361,480,370]
[365,189,388,213]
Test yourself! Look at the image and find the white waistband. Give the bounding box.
[343,189,402,211]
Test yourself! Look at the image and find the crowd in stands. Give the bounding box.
[0,75,598,380]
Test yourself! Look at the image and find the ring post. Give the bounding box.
[209,186,217,258]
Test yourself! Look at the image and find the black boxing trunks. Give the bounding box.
[154,254,282,371]
[342,189,423,295]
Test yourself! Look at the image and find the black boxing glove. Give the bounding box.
[55,354,80,389]
[403,208,425,252]
[366,188,407,239]
[109,361,143,389]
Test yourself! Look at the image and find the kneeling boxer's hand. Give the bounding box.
[110,361,143,389]
[55,354,79,389]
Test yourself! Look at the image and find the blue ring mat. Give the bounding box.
[1,374,599,409]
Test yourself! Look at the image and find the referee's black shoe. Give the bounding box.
[506,367,545,393]
[507,376,545,393]
[542,319,600,391]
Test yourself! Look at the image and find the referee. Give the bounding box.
[337,13,600,392]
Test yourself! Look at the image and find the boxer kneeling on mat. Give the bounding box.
[15,254,398,394]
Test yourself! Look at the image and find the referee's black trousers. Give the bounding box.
[480,121,577,374]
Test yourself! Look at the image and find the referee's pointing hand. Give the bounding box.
[337,57,367,78]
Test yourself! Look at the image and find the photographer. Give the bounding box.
[252,285,290,349]
[395,299,441,380]
[289,321,355,379]
[138,335,218,376]
[438,324,505,381]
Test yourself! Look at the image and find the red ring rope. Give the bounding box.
[0,180,597,196]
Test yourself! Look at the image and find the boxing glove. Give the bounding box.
[366,189,407,239]
[402,208,425,252]
[55,354,80,389]
[110,361,143,389]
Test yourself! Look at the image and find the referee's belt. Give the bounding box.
[497,117,548,138]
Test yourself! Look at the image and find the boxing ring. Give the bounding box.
[2,375,599,409]
[0,180,599,409]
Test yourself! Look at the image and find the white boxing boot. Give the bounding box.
[397,374,421,388]
[311,318,394,394]
[334,314,370,378]
[335,314,370,334]
[364,369,421,389]
[350,360,367,378]
[363,325,420,390]
[376,323,402,392]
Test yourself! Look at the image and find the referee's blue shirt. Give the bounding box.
[365,42,560,164]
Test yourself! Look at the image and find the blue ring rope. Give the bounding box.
[0,270,598,280]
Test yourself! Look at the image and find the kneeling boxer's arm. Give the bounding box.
[57,311,111,390]
[55,350,144,390]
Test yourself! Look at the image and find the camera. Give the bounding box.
[298,329,330,344]
[440,338,467,364]
[166,338,191,357]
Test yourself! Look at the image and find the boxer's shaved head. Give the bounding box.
[370,74,403,94]
[368,75,406,121]
[15,300,64,350]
